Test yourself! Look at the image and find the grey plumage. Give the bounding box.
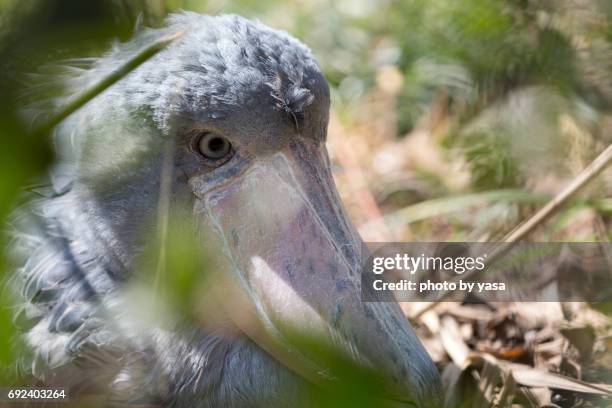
[9,12,442,407]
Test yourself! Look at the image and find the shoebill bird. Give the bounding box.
[10,12,442,407]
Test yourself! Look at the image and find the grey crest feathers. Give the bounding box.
[61,12,319,131]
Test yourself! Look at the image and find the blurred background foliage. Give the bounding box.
[0,0,611,404]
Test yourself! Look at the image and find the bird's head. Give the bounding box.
[55,13,441,406]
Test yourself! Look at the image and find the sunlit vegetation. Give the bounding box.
[0,0,611,406]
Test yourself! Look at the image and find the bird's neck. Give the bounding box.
[16,187,306,405]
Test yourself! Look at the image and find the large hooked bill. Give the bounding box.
[191,137,442,407]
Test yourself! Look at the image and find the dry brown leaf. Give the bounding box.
[534,337,567,370]
[420,309,441,335]
[518,386,552,408]
[440,316,471,368]
[473,357,502,408]
[478,344,527,362]
[505,302,565,328]
[447,305,495,322]
[560,324,596,360]
[421,337,446,364]
[495,370,518,408]
[506,362,612,395]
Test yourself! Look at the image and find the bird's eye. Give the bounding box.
[196,132,232,161]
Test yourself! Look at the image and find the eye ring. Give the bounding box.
[195,132,233,163]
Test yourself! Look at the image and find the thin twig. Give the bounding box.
[502,143,612,243]
[413,143,612,319]
[33,29,184,136]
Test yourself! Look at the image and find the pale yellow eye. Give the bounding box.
[197,132,231,160]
